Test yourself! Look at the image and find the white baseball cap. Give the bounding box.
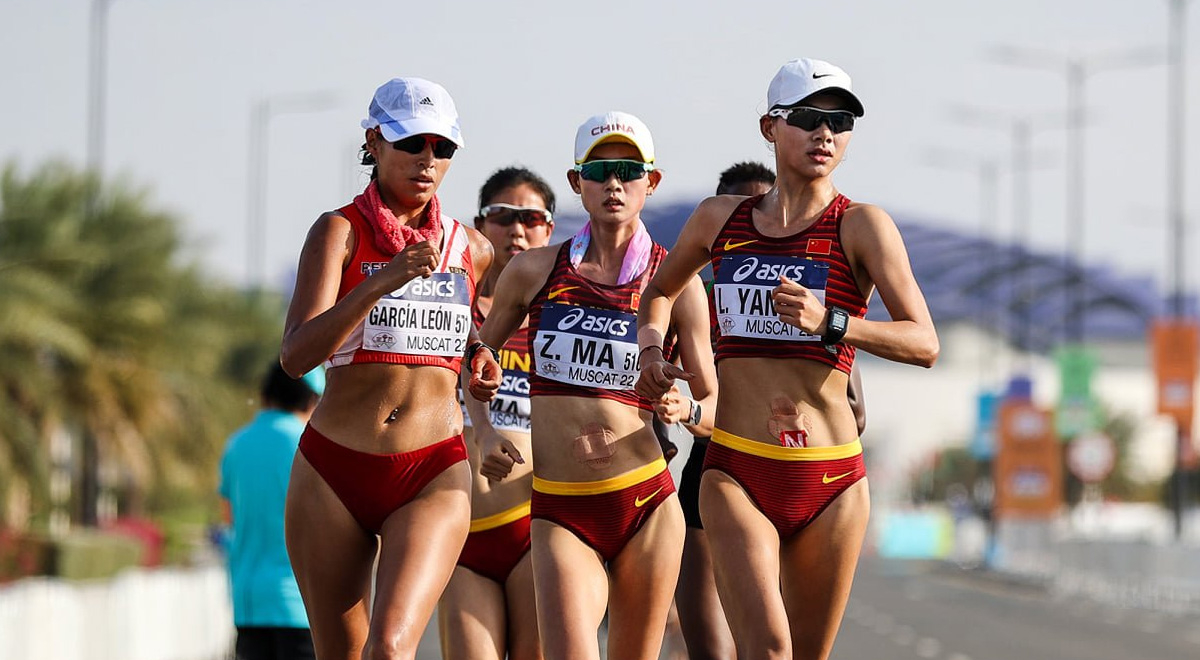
[361,77,464,147]
[767,58,864,117]
[573,111,655,164]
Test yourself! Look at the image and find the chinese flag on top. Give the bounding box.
[806,238,832,255]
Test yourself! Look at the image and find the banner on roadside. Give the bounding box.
[994,400,1062,519]
[1151,319,1198,433]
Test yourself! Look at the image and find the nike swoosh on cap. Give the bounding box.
[812,72,835,79]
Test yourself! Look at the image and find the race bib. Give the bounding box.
[463,346,532,432]
[364,273,471,356]
[714,255,829,342]
[533,303,639,391]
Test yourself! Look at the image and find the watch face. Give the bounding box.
[832,312,847,332]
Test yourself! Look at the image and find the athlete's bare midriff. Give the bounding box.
[464,427,533,518]
[310,362,463,453]
[529,395,662,483]
[716,357,857,447]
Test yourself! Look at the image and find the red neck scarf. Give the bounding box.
[352,180,443,256]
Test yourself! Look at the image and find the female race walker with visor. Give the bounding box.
[468,112,718,660]
[636,58,938,660]
[438,167,557,660]
[280,77,501,660]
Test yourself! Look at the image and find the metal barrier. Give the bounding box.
[0,565,234,660]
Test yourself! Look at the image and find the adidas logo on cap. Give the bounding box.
[419,96,433,106]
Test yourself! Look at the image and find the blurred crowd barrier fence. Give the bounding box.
[993,517,1200,613]
[0,563,233,660]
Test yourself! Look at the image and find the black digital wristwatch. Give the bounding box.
[822,307,849,346]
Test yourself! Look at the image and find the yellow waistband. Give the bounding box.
[533,458,667,496]
[711,429,862,461]
[469,500,531,532]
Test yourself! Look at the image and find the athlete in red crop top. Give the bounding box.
[637,59,938,660]
[467,112,718,660]
[438,167,556,660]
[279,78,500,660]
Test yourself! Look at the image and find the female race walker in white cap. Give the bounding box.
[437,167,558,660]
[280,77,501,660]
[635,58,939,660]
[467,111,718,660]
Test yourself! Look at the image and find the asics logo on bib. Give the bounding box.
[731,257,807,283]
[500,373,530,395]
[395,277,456,297]
[556,307,632,336]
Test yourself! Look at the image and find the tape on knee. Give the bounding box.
[574,423,616,469]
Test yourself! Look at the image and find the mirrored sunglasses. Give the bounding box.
[478,204,553,228]
[389,133,458,159]
[767,106,856,134]
[573,159,655,183]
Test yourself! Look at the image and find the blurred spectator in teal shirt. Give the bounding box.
[219,362,324,660]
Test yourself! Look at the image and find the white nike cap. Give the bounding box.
[573,111,655,164]
[767,58,865,117]
[361,77,464,147]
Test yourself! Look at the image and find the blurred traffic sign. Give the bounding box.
[1067,431,1116,484]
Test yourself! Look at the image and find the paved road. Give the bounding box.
[414,556,1200,659]
[832,558,1200,660]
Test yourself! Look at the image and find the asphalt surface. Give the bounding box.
[831,557,1200,660]
[414,556,1200,659]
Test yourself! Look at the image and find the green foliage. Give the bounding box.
[0,160,285,538]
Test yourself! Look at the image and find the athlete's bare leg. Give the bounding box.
[699,470,791,660]
[780,479,870,660]
[285,453,377,660]
[502,552,542,660]
[438,567,507,660]
[362,462,472,660]
[675,527,736,660]
[606,498,685,660]
[530,520,609,660]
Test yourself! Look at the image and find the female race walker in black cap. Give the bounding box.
[635,58,938,660]
[280,76,501,660]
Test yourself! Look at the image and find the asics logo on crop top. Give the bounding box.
[556,306,632,336]
[395,277,457,298]
[731,256,808,284]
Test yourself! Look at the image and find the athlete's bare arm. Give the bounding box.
[665,275,718,436]
[470,244,558,480]
[839,203,938,367]
[280,212,440,377]
[462,228,502,399]
[636,196,740,400]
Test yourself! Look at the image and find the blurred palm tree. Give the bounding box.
[0,161,284,528]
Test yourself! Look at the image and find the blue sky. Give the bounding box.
[1,0,1195,295]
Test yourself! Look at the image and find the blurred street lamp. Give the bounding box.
[988,44,1163,345]
[245,92,339,288]
[950,106,1060,357]
[923,148,1002,384]
[1165,0,1193,541]
[81,0,114,528]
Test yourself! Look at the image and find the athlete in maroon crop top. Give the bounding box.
[637,59,939,660]
[438,167,556,660]
[468,112,718,660]
[279,78,501,660]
